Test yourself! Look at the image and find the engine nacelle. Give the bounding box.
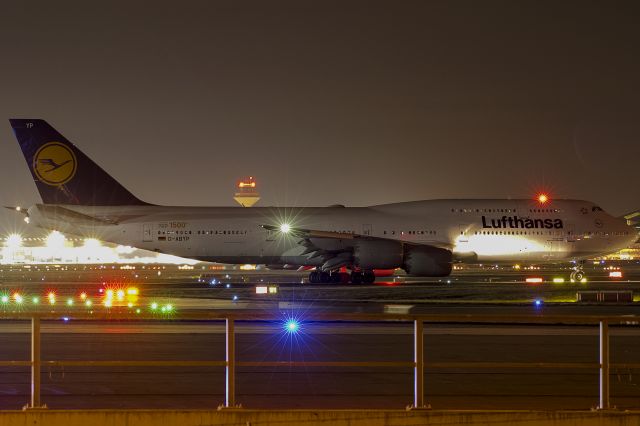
[403,246,452,276]
[353,240,403,270]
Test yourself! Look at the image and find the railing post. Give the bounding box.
[412,319,426,409]
[225,317,236,408]
[599,320,610,410]
[30,316,42,408]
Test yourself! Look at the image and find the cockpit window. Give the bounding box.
[592,206,603,212]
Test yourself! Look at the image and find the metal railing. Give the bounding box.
[0,311,637,410]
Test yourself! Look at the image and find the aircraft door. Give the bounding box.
[458,224,469,243]
[565,223,577,243]
[143,224,153,242]
[362,224,372,236]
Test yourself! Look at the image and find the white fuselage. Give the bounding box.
[25,199,636,269]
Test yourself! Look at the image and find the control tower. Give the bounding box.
[233,176,260,207]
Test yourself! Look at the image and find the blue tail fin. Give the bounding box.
[9,119,148,206]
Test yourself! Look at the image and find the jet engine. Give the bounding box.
[403,246,452,276]
[353,240,403,270]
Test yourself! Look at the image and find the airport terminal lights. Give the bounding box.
[0,232,196,265]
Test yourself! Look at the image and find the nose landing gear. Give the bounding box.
[570,261,586,282]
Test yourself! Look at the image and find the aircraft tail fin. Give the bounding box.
[9,119,148,206]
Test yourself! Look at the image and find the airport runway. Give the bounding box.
[1,263,640,315]
[0,321,639,410]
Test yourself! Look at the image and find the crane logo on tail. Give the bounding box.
[33,142,77,186]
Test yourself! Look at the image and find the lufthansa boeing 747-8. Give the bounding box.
[8,119,637,283]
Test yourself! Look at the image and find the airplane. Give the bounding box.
[8,119,638,284]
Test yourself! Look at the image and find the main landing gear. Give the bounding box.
[570,261,586,282]
[308,270,375,284]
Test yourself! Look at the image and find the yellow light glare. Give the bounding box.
[5,233,23,249]
[116,290,125,301]
[83,238,101,249]
[80,292,87,300]
[46,231,65,249]
[552,278,565,283]
[280,223,291,233]
[537,194,549,204]
[126,287,138,295]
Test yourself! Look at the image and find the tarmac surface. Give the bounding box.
[0,262,637,410]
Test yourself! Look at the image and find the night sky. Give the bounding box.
[1,0,639,230]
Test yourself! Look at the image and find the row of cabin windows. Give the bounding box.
[197,230,247,235]
[384,230,437,235]
[528,209,562,213]
[452,208,563,214]
[158,230,248,236]
[470,230,629,237]
[472,230,544,236]
[452,208,516,213]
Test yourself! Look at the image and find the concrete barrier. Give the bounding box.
[0,409,639,426]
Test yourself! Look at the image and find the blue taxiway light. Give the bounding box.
[285,319,300,333]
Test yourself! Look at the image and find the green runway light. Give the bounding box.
[1,295,9,304]
[136,308,141,314]
[85,300,92,307]
[160,306,167,313]
[165,304,173,312]
[150,302,158,310]
[32,297,39,304]
[67,298,74,306]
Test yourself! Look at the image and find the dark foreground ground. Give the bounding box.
[0,263,637,410]
[0,321,638,410]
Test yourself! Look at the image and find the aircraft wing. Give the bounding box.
[33,205,120,226]
[261,224,453,270]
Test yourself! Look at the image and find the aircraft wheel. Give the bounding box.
[330,272,342,284]
[351,272,362,284]
[320,271,331,283]
[309,271,319,284]
[574,271,585,282]
[363,271,376,284]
